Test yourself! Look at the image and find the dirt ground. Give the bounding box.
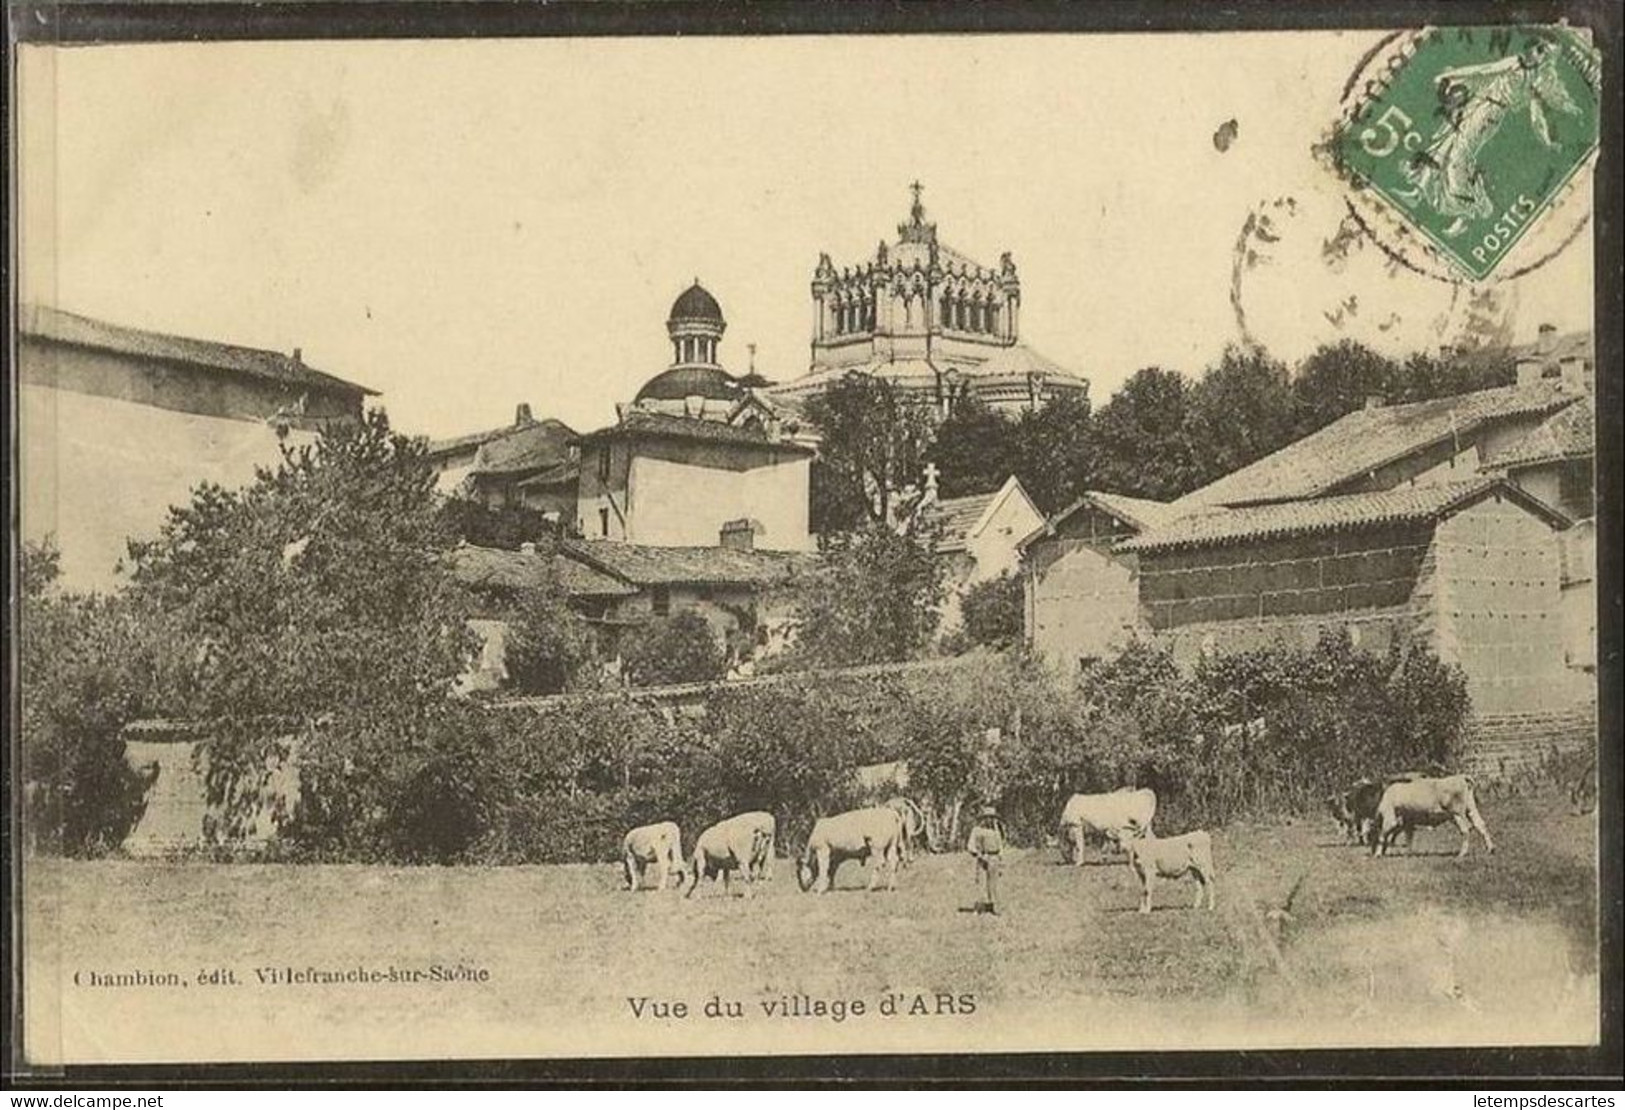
[21,789,1600,1064]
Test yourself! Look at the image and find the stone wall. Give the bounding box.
[1461,702,1597,778]
[1138,523,1432,630]
[1024,537,1145,680]
[1422,495,1576,715]
[121,736,300,857]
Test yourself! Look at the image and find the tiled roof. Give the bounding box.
[1119,478,1568,554]
[449,543,636,598]
[1482,396,1594,470]
[561,538,816,588]
[769,347,1085,399]
[1017,490,1190,551]
[1178,380,1584,508]
[20,304,376,397]
[970,343,1089,387]
[923,491,996,553]
[470,420,576,476]
[575,411,814,454]
[428,417,576,469]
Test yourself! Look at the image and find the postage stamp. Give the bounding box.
[1332,25,1600,282]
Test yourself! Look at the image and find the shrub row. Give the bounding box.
[268,629,1471,863]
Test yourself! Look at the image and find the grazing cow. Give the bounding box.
[885,796,928,865]
[1371,774,1495,858]
[1058,788,1156,865]
[1122,831,1216,914]
[687,813,770,899]
[1326,779,1385,844]
[798,806,905,894]
[622,821,685,892]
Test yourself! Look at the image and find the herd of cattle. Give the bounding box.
[620,771,1493,913]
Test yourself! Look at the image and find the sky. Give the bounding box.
[18,33,1594,439]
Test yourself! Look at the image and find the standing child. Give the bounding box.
[967,805,1004,915]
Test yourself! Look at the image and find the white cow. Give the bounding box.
[798,806,906,894]
[1371,775,1495,858]
[1122,830,1216,914]
[1058,788,1156,865]
[622,821,685,892]
[687,813,771,899]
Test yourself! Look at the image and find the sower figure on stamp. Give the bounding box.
[967,805,1004,915]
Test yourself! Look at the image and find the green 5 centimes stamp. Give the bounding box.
[1334,25,1600,281]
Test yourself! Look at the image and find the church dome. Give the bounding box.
[635,365,742,404]
[668,281,724,325]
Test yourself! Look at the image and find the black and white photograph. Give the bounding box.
[8,7,1616,1079]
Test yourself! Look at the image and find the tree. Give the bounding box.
[784,525,946,668]
[805,374,937,532]
[1391,348,1515,405]
[124,409,477,849]
[927,396,1019,501]
[1009,391,1097,514]
[1090,367,1199,500]
[1187,346,1296,485]
[621,611,727,687]
[1290,340,1401,438]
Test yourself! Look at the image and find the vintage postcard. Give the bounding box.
[9,14,1613,1077]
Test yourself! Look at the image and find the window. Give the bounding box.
[597,446,611,483]
[599,507,610,536]
[652,587,671,617]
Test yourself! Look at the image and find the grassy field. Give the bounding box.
[22,789,1600,1064]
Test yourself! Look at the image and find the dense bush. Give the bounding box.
[436,497,558,550]
[620,612,728,687]
[955,573,1024,650]
[779,525,945,669]
[18,541,160,855]
[265,626,1470,863]
[503,583,598,695]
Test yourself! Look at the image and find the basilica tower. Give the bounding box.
[775,185,1085,416]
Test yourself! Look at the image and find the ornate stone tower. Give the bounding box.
[808,183,1023,378]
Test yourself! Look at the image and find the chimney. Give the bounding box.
[519,541,537,555]
[1438,343,1457,360]
[1363,394,1385,410]
[515,403,535,426]
[1536,323,1558,355]
[292,347,303,364]
[720,519,757,552]
[1515,356,1545,387]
